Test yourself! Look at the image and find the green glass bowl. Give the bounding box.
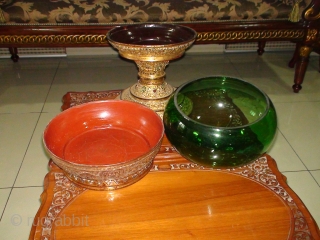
[163,76,277,168]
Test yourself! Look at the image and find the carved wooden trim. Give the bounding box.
[61,90,121,111]
[0,29,306,46]
[196,29,305,41]
[306,28,319,42]
[304,2,320,21]
[0,35,108,44]
[299,45,313,57]
[41,173,86,239]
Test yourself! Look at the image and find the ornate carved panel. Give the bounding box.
[0,35,108,45]
[0,29,307,46]
[197,29,305,41]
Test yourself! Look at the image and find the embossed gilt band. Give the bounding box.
[0,29,305,45]
[0,35,108,44]
[196,29,305,41]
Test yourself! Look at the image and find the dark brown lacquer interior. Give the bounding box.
[107,24,197,45]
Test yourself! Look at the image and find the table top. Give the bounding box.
[29,142,320,239]
[28,90,320,239]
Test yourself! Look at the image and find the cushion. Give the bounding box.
[0,0,310,25]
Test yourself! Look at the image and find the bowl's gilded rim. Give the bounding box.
[43,100,165,169]
[106,23,197,47]
[173,76,273,130]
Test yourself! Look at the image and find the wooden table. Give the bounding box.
[29,90,320,240]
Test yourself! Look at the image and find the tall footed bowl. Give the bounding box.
[107,23,197,115]
[163,76,277,168]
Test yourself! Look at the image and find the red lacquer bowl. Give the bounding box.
[43,100,164,190]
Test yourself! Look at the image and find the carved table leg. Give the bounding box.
[9,47,19,62]
[288,42,300,68]
[292,45,313,93]
[257,41,266,55]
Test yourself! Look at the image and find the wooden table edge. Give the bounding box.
[29,154,320,240]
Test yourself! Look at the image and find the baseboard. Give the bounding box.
[224,41,296,53]
[66,47,118,56]
[186,44,225,54]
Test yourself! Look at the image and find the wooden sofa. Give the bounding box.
[0,0,319,92]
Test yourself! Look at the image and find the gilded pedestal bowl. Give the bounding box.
[163,76,277,168]
[107,23,197,115]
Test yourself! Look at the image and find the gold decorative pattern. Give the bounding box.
[108,40,194,61]
[136,61,169,81]
[49,140,162,191]
[120,87,171,115]
[299,45,313,57]
[0,30,306,46]
[306,29,319,42]
[130,81,174,100]
[304,8,320,21]
[0,35,108,44]
[196,29,305,41]
[288,0,302,22]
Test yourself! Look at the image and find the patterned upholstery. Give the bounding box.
[0,0,310,25]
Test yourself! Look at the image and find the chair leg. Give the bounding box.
[9,47,19,62]
[257,41,266,55]
[288,42,300,68]
[292,45,313,93]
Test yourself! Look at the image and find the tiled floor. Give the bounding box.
[0,51,319,239]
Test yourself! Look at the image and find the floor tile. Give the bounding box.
[282,171,320,227]
[0,113,40,188]
[0,187,43,240]
[0,58,59,113]
[14,113,58,187]
[307,54,319,71]
[267,130,307,172]
[310,170,320,186]
[42,57,136,112]
[232,56,294,94]
[230,52,320,103]
[274,102,320,170]
[183,53,239,77]
[168,56,240,87]
[0,188,11,219]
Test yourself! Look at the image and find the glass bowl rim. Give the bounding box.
[106,23,197,47]
[43,100,164,168]
[173,75,272,130]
